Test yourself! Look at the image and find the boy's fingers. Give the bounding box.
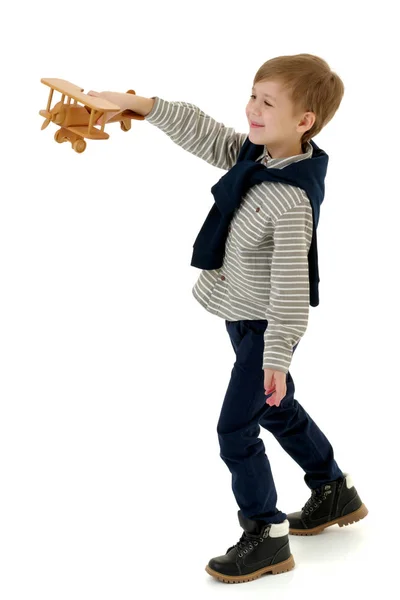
[98,110,123,125]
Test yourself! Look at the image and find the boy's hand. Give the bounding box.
[264,369,287,407]
[87,90,134,124]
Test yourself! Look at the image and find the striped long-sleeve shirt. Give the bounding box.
[145,96,314,374]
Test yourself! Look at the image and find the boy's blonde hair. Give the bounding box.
[253,53,345,145]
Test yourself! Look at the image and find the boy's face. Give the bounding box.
[245,79,314,159]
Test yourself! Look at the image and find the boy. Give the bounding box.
[89,53,368,585]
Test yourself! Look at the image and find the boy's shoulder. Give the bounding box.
[254,141,315,220]
[256,180,313,222]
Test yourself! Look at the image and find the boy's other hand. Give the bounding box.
[264,369,287,407]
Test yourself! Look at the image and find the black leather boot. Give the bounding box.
[205,510,294,584]
[287,473,368,535]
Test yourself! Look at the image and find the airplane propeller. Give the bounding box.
[40,102,66,129]
[41,110,52,130]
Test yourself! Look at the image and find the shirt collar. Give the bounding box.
[256,141,313,168]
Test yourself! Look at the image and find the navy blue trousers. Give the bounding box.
[218,319,343,524]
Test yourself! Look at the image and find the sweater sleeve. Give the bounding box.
[145,96,248,171]
[263,203,313,374]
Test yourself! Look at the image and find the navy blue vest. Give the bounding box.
[190,137,329,307]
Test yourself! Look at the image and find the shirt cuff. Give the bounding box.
[144,96,164,121]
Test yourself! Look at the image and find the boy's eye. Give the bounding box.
[250,94,271,107]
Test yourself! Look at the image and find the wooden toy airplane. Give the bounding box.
[39,78,144,153]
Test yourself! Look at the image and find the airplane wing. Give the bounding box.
[41,78,121,112]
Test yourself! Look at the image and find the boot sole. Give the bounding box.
[289,502,368,536]
[205,554,295,584]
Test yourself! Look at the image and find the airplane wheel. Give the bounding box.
[73,139,86,153]
[54,130,65,143]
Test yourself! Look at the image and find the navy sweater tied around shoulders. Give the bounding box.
[190,137,329,307]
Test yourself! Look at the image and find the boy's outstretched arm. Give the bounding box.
[144,96,248,171]
[88,91,247,170]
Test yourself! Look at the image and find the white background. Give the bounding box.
[1,0,398,597]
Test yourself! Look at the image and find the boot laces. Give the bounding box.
[226,529,267,557]
[302,488,328,515]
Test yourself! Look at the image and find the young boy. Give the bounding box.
[89,53,368,585]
